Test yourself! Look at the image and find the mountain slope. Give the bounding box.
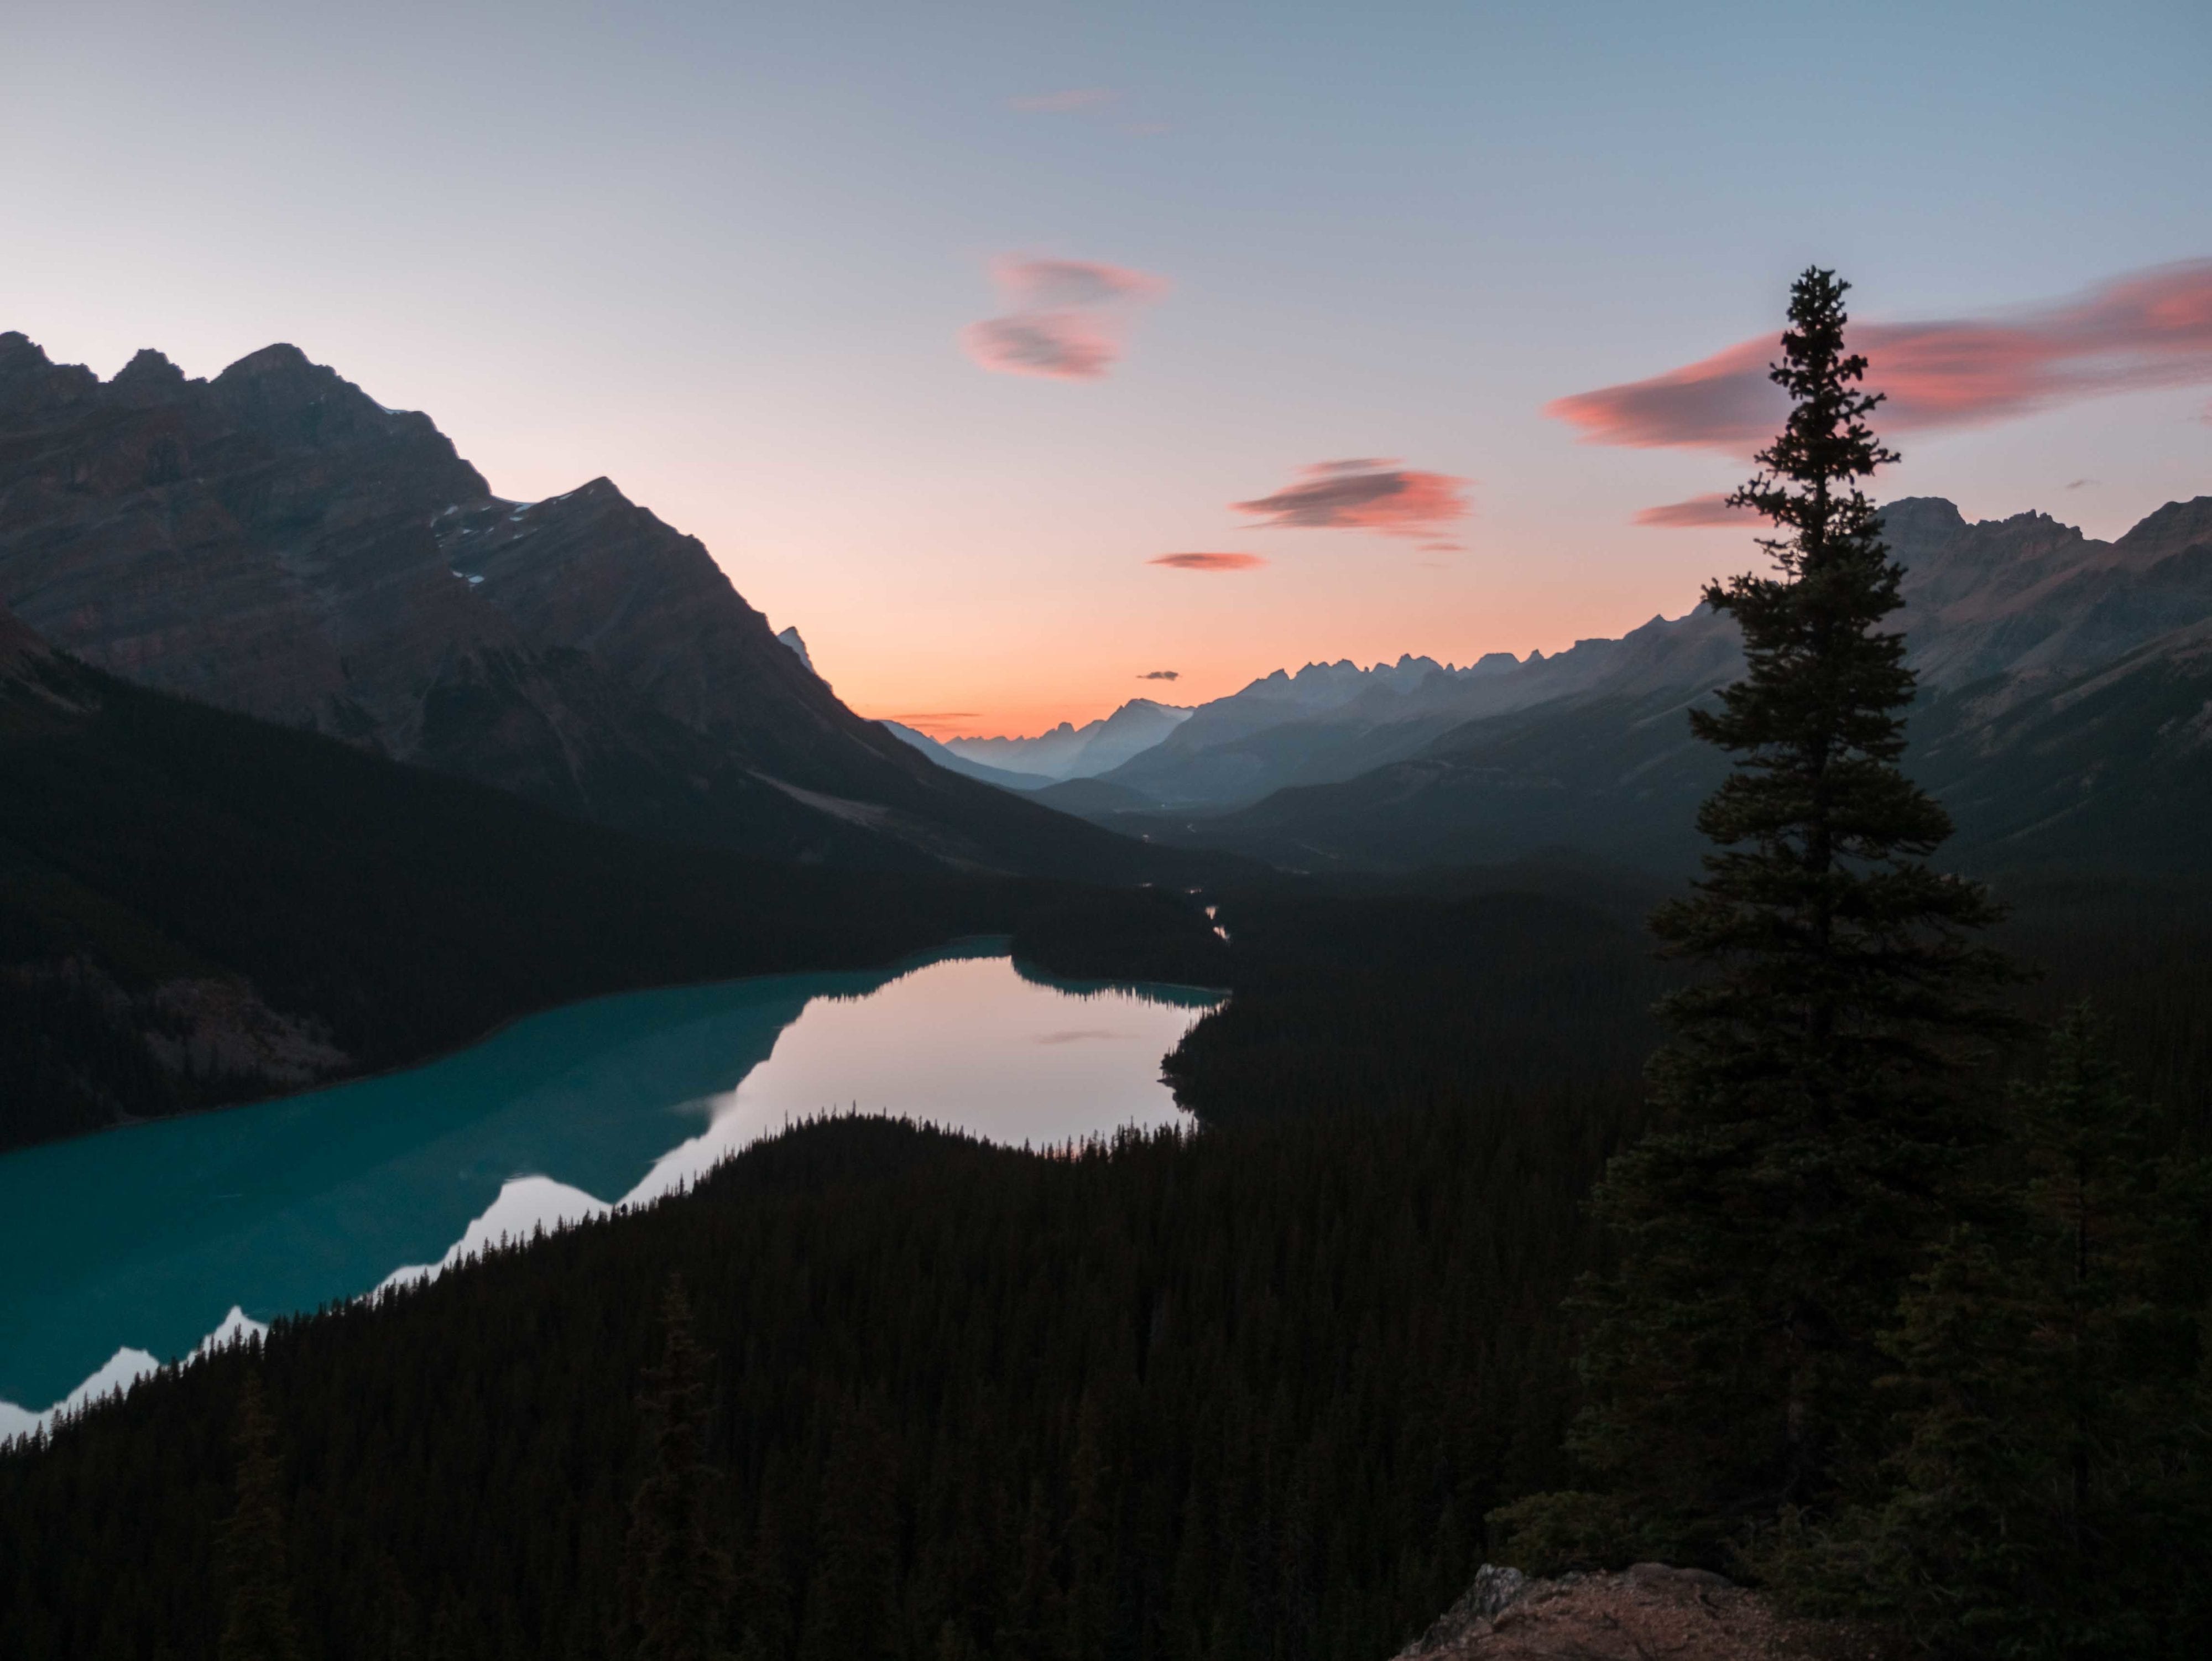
[0,332,1208,880]
[1126,496,2212,874]
[0,605,1050,1152]
[1093,653,1527,806]
[1084,498,2212,826]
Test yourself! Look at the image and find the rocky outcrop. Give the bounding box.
[1394,1564,1883,1661]
[775,626,819,677]
[0,332,1201,879]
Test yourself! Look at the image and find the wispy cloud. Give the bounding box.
[962,256,1168,381]
[991,257,1168,309]
[1011,88,1116,113]
[1150,552,1266,572]
[2066,477,2098,491]
[887,712,979,733]
[1548,259,2212,454]
[962,314,1120,380]
[1632,493,1762,528]
[1139,669,1181,680]
[1233,460,1471,537]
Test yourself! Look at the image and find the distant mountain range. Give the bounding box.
[939,699,1196,782]
[879,721,1056,790]
[882,496,2212,876]
[0,332,1222,883]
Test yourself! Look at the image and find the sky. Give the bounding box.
[7,0,2210,737]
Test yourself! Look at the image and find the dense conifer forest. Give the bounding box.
[2,853,2208,1660]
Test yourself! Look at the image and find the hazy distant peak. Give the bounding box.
[942,696,1193,780]
[215,342,319,383]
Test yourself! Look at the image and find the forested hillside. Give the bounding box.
[3,852,2208,1661]
[0,1101,1625,1661]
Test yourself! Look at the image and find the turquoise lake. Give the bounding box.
[0,944,1218,1430]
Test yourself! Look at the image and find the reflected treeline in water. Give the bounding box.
[0,950,1214,1418]
[1009,956,1226,1007]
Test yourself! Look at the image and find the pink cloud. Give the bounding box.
[1632,493,1763,528]
[1548,259,2212,454]
[962,313,1122,381]
[963,256,1168,382]
[1011,88,1115,112]
[1150,552,1266,571]
[1233,460,1472,537]
[990,257,1169,309]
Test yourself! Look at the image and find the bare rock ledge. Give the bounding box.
[1394,1563,1894,1661]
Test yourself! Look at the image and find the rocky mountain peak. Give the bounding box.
[112,348,186,388]
[0,333,1193,879]
[775,627,819,676]
[2111,494,2212,567]
[0,331,49,378]
[0,332,98,410]
[215,341,319,382]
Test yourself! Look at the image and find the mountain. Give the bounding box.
[1114,496,2212,874]
[1090,649,1615,809]
[0,332,1212,882]
[943,697,1194,781]
[880,720,1053,790]
[0,602,1067,1152]
[1070,497,2212,824]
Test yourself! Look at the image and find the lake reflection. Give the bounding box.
[0,945,1217,1429]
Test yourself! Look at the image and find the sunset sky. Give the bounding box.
[9,1,2210,736]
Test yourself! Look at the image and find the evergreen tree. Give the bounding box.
[1498,268,2018,1564]
[797,1404,900,1661]
[218,1371,305,1661]
[1776,1007,2212,1655]
[624,1278,736,1661]
[734,1487,795,1661]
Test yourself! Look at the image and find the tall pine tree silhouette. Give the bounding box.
[624,1277,737,1661]
[1502,268,2018,1565]
[219,1371,304,1661]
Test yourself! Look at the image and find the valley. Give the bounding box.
[4,225,2210,1661]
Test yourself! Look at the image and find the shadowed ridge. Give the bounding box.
[0,601,51,677]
